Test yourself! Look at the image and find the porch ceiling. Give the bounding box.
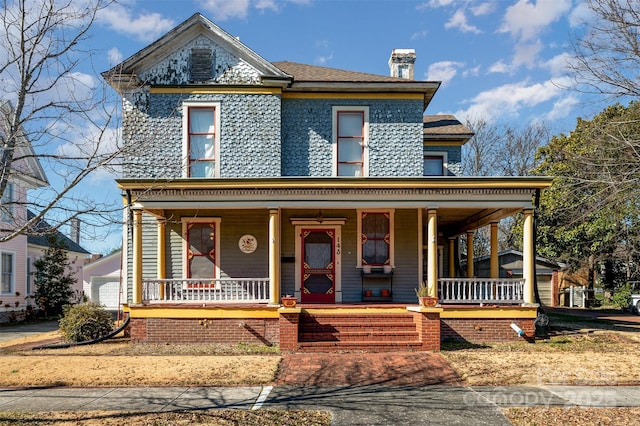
[436,207,522,237]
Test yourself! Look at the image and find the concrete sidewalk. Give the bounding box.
[1,385,639,421]
[0,320,59,343]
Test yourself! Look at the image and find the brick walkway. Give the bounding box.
[274,351,463,386]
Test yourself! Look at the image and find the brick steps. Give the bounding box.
[297,313,420,352]
[298,340,424,352]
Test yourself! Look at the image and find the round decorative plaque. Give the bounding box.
[238,234,258,254]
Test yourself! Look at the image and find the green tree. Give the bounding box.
[33,235,76,316]
[532,102,640,288]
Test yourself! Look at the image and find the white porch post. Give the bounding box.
[268,208,281,305]
[490,222,499,278]
[132,209,143,304]
[466,231,474,278]
[523,209,535,304]
[427,209,438,298]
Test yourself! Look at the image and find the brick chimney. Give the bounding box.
[389,49,416,79]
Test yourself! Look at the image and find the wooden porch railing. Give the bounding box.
[142,278,270,303]
[438,278,524,304]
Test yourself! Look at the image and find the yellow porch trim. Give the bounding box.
[149,86,283,95]
[282,92,424,100]
[128,306,280,319]
[440,306,538,319]
[424,141,466,147]
[302,307,409,315]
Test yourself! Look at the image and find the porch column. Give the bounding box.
[523,209,535,304]
[448,238,455,278]
[268,208,281,305]
[132,209,143,304]
[157,219,166,299]
[427,209,438,298]
[490,222,499,278]
[466,231,474,278]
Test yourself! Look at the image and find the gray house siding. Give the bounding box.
[281,99,424,177]
[123,93,282,179]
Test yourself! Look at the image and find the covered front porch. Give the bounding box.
[121,177,549,348]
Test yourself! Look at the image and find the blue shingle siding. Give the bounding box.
[424,145,462,176]
[137,35,262,86]
[122,93,282,178]
[282,98,424,177]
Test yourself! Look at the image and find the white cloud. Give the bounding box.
[198,0,251,20]
[470,2,496,16]
[456,78,566,122]
[568,2,594,28]
[462,65,481,78]
[411,30,429,40]
[422,0,455,8]
[316,53,333,65]
[107,48,123,66]
[544,94,579,121]
[542,52,571,77]
[499,0,572,41]
[445,9,482,34]
[488,60,511,74]
[511,40,543,68]
[426,61,464,85]
[98,5,175,42]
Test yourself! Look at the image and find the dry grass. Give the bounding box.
[0,409,331,425]
[0,337,280,387]
[503,407,640,426]
[441,331,640,386]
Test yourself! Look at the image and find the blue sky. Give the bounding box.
[69,0,600,253]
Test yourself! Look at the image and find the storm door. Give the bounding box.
[301,229,335,303]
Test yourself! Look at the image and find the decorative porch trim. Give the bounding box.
[440,306,538,319]
[127,306,280,319]
[290,217,347,225]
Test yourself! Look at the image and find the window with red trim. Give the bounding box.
[337,111,364,176]
[361,212,390,266]
[187,106,216,177]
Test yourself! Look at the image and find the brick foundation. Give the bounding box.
[128,317,279,345]
[441,318,535,343]
[278,311,300,352]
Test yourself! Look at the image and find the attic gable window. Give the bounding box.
[190,48,214,82]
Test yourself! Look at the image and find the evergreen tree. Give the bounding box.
[33,235,76,316]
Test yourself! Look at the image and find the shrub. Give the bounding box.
[611,283,632,309]
[58,303,114,343]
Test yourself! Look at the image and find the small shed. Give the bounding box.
[472,249,561,307]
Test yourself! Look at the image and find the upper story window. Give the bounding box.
[0,182,13,223]
[182,103,220,178]
[1,251,14,294]
[423,152,447,176]
[333,106,369,177]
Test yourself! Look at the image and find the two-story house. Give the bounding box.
[104,14,551,350]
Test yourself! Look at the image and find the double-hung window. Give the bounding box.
[1,252,14,294]
[183,103,220,178]
[333,106,369,176]
[423,152,447,176]
[357,210,394,267]
[1,182,13,223]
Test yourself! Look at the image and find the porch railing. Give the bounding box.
[438,278,524,304]
[142,278,270,303]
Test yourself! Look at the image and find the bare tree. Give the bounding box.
[0,0,122,243]
[461,117,503,176]
[568,0,640,98]
[497,123,550,177]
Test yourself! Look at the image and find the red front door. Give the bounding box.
[301,229,335,303]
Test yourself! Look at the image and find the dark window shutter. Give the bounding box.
[190,48,213,82]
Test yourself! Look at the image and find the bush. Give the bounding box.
[58,303,114,343]
[610,283,632,309]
